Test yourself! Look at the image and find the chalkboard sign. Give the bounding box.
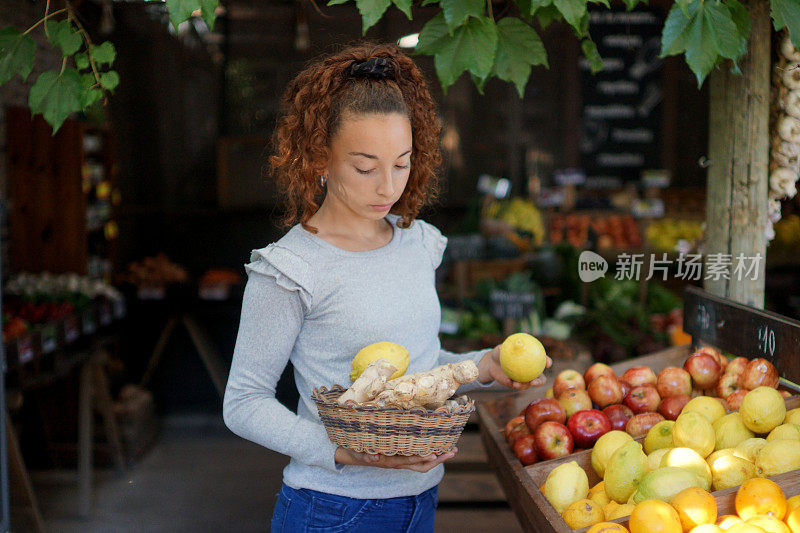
[490,290,537,320]
[580,8,663,184]
[683,286,800,388]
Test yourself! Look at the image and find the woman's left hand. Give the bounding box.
[477,346,552,390]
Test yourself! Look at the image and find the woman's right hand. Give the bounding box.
[334,446,457,473]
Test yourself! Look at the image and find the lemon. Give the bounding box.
[648,448,671,472]
[739,387,785,434]
[350,341,409,381]
[709,454,756,491]
[712,413,755,451]
[673,411,715,458]
[589,481,611,507]
[562,499,605,529]
[633,467,704,503]
[766,423,800,442]
[604,440,648,503]
[706,448,736,466]
[592,430,634,478]
[602,500,620,519]
[607,503,636,519]
[734,438,768,462]
[543,461,589,513]
[683,396,727,425]
[786,408,800,426]
[754,439,800,477]
[660,447,712,491]
[644,421,676,455]
[498,333,547,382]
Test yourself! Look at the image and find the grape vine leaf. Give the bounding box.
[582,38,604,73]
[415,13,449,54]
[624,0,648,11]
[771,0,800,50]
[441,0,484,33]
[91,42,116,66]
[660,0,746,87]
[163,0,219,31]
[355,0,392,34]
[393,0,413,19]
[536,5,564,29]
[0,27,36,83]
[45,20,81,56]
[99,71,120,91]
[493,18,548,97]
[553,0,588,34]
[432,17,498,91]
[80,73,103,108]
[28,69,84,133]
[75,52,90,70]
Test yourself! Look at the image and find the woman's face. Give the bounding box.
[325,112,412,222]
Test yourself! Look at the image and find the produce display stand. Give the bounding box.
[477,286,800,532]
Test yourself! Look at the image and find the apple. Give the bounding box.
[566,409,612,448]
[725,389,749,410]
[625,412,665,438]
[603,404,634,431]
[504,416,530,446]
[716,373,743,398]
[553,369,586,398]
[684,353,722,389]
[513,434,538,465]
[695,346,727,371]
[533,421,574,460]
[624,385,661,414]
[779,390,792,398]
[617,379,632,399]
[656,366,692,398]
[524,398,566,433]
[588,375,623,408]
[742,358,779,390]
[558,389,593,418]
[725,357,749,379]
[584,362,615,385]
[657,394,691,420]
[622,366,657,388]
[545,387,554,398]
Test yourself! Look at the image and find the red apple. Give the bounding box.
[695,346,727,371]
[656,366,692,398]
[588,375,624,408]
[524,398,567,433]
[584,363,616,385]
[624,385,661,414]
[513,434,538,465]
[617,379,632,399]
[533,421,574,460]
[742,358,779,390]
[625,412,665,438]
[684,353,722,389]
[566,409,612,448]
[716,373,743,399]
[725,357,749,379]
[725,389,749,410]
[558,389,593,418]
[504,416,530,446]
[657,394,691,421]
[553,369,586,398]
[603,404,634,431]
[622,366,657,388]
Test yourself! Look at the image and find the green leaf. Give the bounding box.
[199,0,218,30]
[327,0,351,4]
[81,87,103,108]
[553,0,588,34]
[415,13,450,54]
[726,0,750,64]
[675,0,692,16]
[494,18,548,97]
[433,16,498,90]
[80,72,97,89]
[517,0,554,18]
[771,0,800,51]
[75,52,89,70]
[536,5,563,28]
[164,0,218,30]
[99,70,119,91]
[45,20,82,56]
[0,27,36,83]
[470,72,488,94]
[571,11,590,38]
[355,0,392,34]
[581,38,604,73]
[28,69,84,134]
[441,0,485,33]
[421,0,439,4]
[91,42,116,66]
[590,0,610,8]
[393,0,413,19]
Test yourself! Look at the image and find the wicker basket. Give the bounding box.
[312,385,475,456]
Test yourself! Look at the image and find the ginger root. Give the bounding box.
[337,358,397,404]
[374,360,479,409]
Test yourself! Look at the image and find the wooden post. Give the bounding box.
[704,0,771,308]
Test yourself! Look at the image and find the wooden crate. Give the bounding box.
[478,286,800,532]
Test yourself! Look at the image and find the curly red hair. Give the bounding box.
[269,43,442,231]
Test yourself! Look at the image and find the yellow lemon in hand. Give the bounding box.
[350,341,409,381]
[499,333,547,383]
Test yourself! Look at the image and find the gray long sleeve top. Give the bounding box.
[222,215,490,499]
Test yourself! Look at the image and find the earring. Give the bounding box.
[319,175,327,188]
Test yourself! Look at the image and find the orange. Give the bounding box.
[717,515,744,529]
[671,487,718,531]
[735,479,787,521]
[629,500,683,533]
[588,523,631,533]
[726,524,769,533]
[787,496,800,517]
[745,516,790,533]
[562,498,605,529]
[787,507,800,533]
[689,526,725,533]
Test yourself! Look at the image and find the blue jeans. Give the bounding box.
[270,483,438,532]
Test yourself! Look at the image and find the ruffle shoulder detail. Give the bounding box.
[245,244,315,311]
[414,219,448,269]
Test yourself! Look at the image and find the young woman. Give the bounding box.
[223,43,551,532]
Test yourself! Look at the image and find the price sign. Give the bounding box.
[554,168,587,186]
[41,324,57,353]
[490,290,537,320]
[756,324,776,358]
[446,235,484,262]
[64,316,80,343]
